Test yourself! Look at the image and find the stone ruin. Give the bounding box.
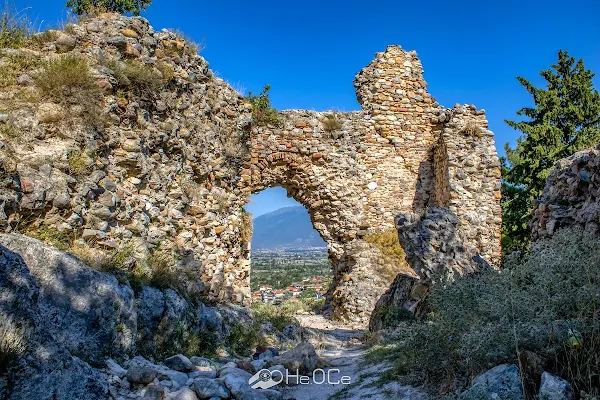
[245,46,502,323]
[0,14,502,325]
[531,143,600,241]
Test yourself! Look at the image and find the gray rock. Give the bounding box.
[127,364,158,384]
[258,347,279,361]
[56,34,77,52]
[190,377,230,399]
[106,359,127,378]
[269,342,318,375]
[223,374,268,400]
[0,234,136,363]
[188,369,217,379]
[169,387,199,400]
[218,366,253,381]
[539,372,574,400]
[165,354,195,372]
[157,368,188,389]
[141,383,166,400]
[16,73,34,86]
[460,364,523,400]
[250,360,266,371]
[258,389,282,400]
[10,354,109,400]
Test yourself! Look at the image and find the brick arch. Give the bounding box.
[238,45,502,324]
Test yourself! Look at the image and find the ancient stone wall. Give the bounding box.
[0,14,502,326]
[244,46,502,323]
[531,143,600,241]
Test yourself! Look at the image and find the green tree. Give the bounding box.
[502,50,600,253]
[66,0,151,15]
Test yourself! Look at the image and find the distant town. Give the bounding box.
[252,275,330,304]
[250,249,332,304]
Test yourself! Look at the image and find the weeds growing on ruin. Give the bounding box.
[35,55,105,127]
[322,113,342,132]
[246,84,282,128]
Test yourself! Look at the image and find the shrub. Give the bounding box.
[67,148,94,175]
[0,122,19,138]
[107,59,164,100]
[322,113,342,132]
[246,84,282,127]
[0,315,26,372]
[251,301,300,331]
[26,29,59,48]
[27,223,73,250]
[374,228,600,396]
[228,322,261,355]
[0,3,32,49]
[148,248,180,289]
[66,0,151,16]
[0,52,42,88]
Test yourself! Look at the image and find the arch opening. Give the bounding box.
[244,187,333,307]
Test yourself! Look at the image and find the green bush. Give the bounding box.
[251,301,300,331]
[374,228,600,396]
[246,84,282,127]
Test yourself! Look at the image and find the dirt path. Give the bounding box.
[281,315,427,400]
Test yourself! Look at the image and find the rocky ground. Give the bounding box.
[100,314,428,400]
[281,315,426,400]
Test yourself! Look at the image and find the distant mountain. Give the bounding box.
[251,206,327,250]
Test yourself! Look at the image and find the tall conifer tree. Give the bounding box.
[502,50,600,252]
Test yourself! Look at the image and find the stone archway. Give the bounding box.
[238,45,502,325]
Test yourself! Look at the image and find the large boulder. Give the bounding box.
[460,364,524,400]
[0,233,137,363]
[0,237,121,399]
[269,342,318,375]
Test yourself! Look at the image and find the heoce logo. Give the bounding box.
[248,368,352,389]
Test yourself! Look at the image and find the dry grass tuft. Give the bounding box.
[34,55,104,127]
[460,120,482,136]
[0,315,26,372]
[322,113,342,132]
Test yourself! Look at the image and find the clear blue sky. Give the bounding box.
[17,0,600,216]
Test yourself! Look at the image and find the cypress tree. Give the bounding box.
[502,50,600,252]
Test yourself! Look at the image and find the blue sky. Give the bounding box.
[17,0,600,216]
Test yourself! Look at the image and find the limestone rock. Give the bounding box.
[127,364,158,384]
[0,234,136,363]
[460,364,523,400]
[165,354,195,372]
[538,372,574,400]
[190,377,230,399]
[532,143,600,242]
[169,387,199,400]
[269,342,318,375]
